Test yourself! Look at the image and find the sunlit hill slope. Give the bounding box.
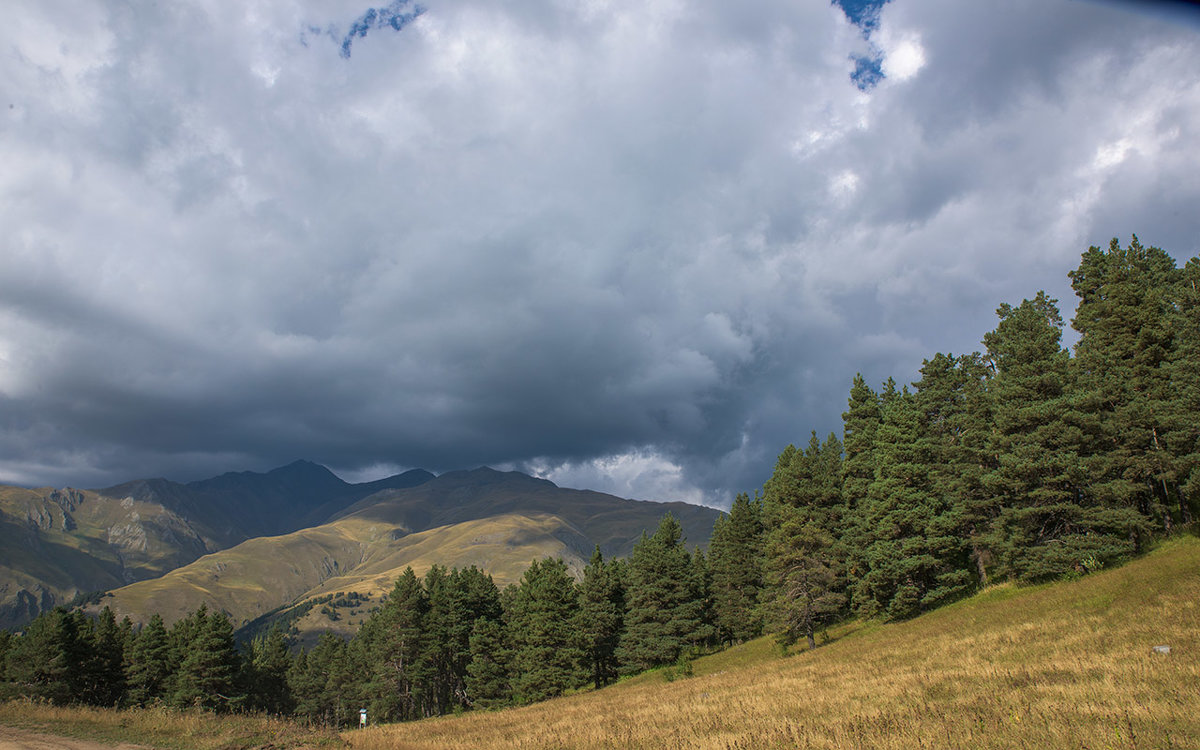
[94,467,722,643]
[0,461,435,629]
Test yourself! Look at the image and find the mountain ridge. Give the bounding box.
[0,461,437,628]
[89,465,722,644]
[0,462,720,633]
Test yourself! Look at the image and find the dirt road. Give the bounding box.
[0,726,150,750]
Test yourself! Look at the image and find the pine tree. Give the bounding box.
[617,515,710,673]
[415,566,452,715]
[850,387,972,620]
[358,567,428,721]
[417,565,502,716]
[0,629,10,681]
[83,606,127,706]
[765,512,842,649]
[914,352,995,585]
[1070,237,1181,530]
[288,632,351,727]
[507,558,584,703]
[576,546,625,688]
[689,546,716,648]
[760,433,849,640]
[465,618,511,709]
[840,375,882,593]
[125,614,172,707]
[708,493,764,645]
[172,609,244,711]
[4,608,87,704]
[1168,257,1200,518]
[247,626,293,715]
[983,293,1147,581]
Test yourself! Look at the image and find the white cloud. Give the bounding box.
[879,30,925,82]
[524,450,715,508]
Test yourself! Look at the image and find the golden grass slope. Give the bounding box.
[98,468,717,638]
[350,535,1200,750]
[97,511,592,637]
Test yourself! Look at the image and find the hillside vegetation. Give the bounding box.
[348,535,1200,750]
[104,512,590,645]
[1,535,1194,749]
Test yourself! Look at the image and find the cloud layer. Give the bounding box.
[2,0,1198,507]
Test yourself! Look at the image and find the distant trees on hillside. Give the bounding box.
[0,515,717,726]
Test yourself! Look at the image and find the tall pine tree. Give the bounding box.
[172,609,244,711]
[617,515,711,672]
[1168,257,1200,518]
[507,558,584,703]
[576,546,625,688]
[1070,237,1181,531]
[708,493,764,645]
[983,293,1147,581]
[125,614,172,707]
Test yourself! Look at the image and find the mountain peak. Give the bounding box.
[434,466,558,489]
[267,459,341,481]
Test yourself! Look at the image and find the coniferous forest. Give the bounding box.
[0,237,1196,726]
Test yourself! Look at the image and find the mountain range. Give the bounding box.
[0,462,722,641]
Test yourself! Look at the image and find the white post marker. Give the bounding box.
[360,708,368,728]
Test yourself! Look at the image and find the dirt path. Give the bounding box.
[0,726,151,750]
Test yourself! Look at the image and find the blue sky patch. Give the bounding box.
[834,0,891,91]
[341,0,426,58]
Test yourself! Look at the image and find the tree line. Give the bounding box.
[0,515,722,725]
[738,237,1199,650]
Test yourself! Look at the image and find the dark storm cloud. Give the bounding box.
[1,0,1198,507]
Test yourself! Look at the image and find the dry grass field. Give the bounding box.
[0,701,343,749]
[348,535,1200,750]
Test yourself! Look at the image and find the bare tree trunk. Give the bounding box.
[970,531,989,587]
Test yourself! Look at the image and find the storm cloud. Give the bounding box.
[2,0,1198,507]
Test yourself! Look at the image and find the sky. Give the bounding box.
[2,0,1198,509]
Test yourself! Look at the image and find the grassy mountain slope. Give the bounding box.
[0,485,211,629]
[0,463,435,629]
[97,512,593,643]
[334,467,718,559]
[351,535,1200,750]
[96,468,722,642]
